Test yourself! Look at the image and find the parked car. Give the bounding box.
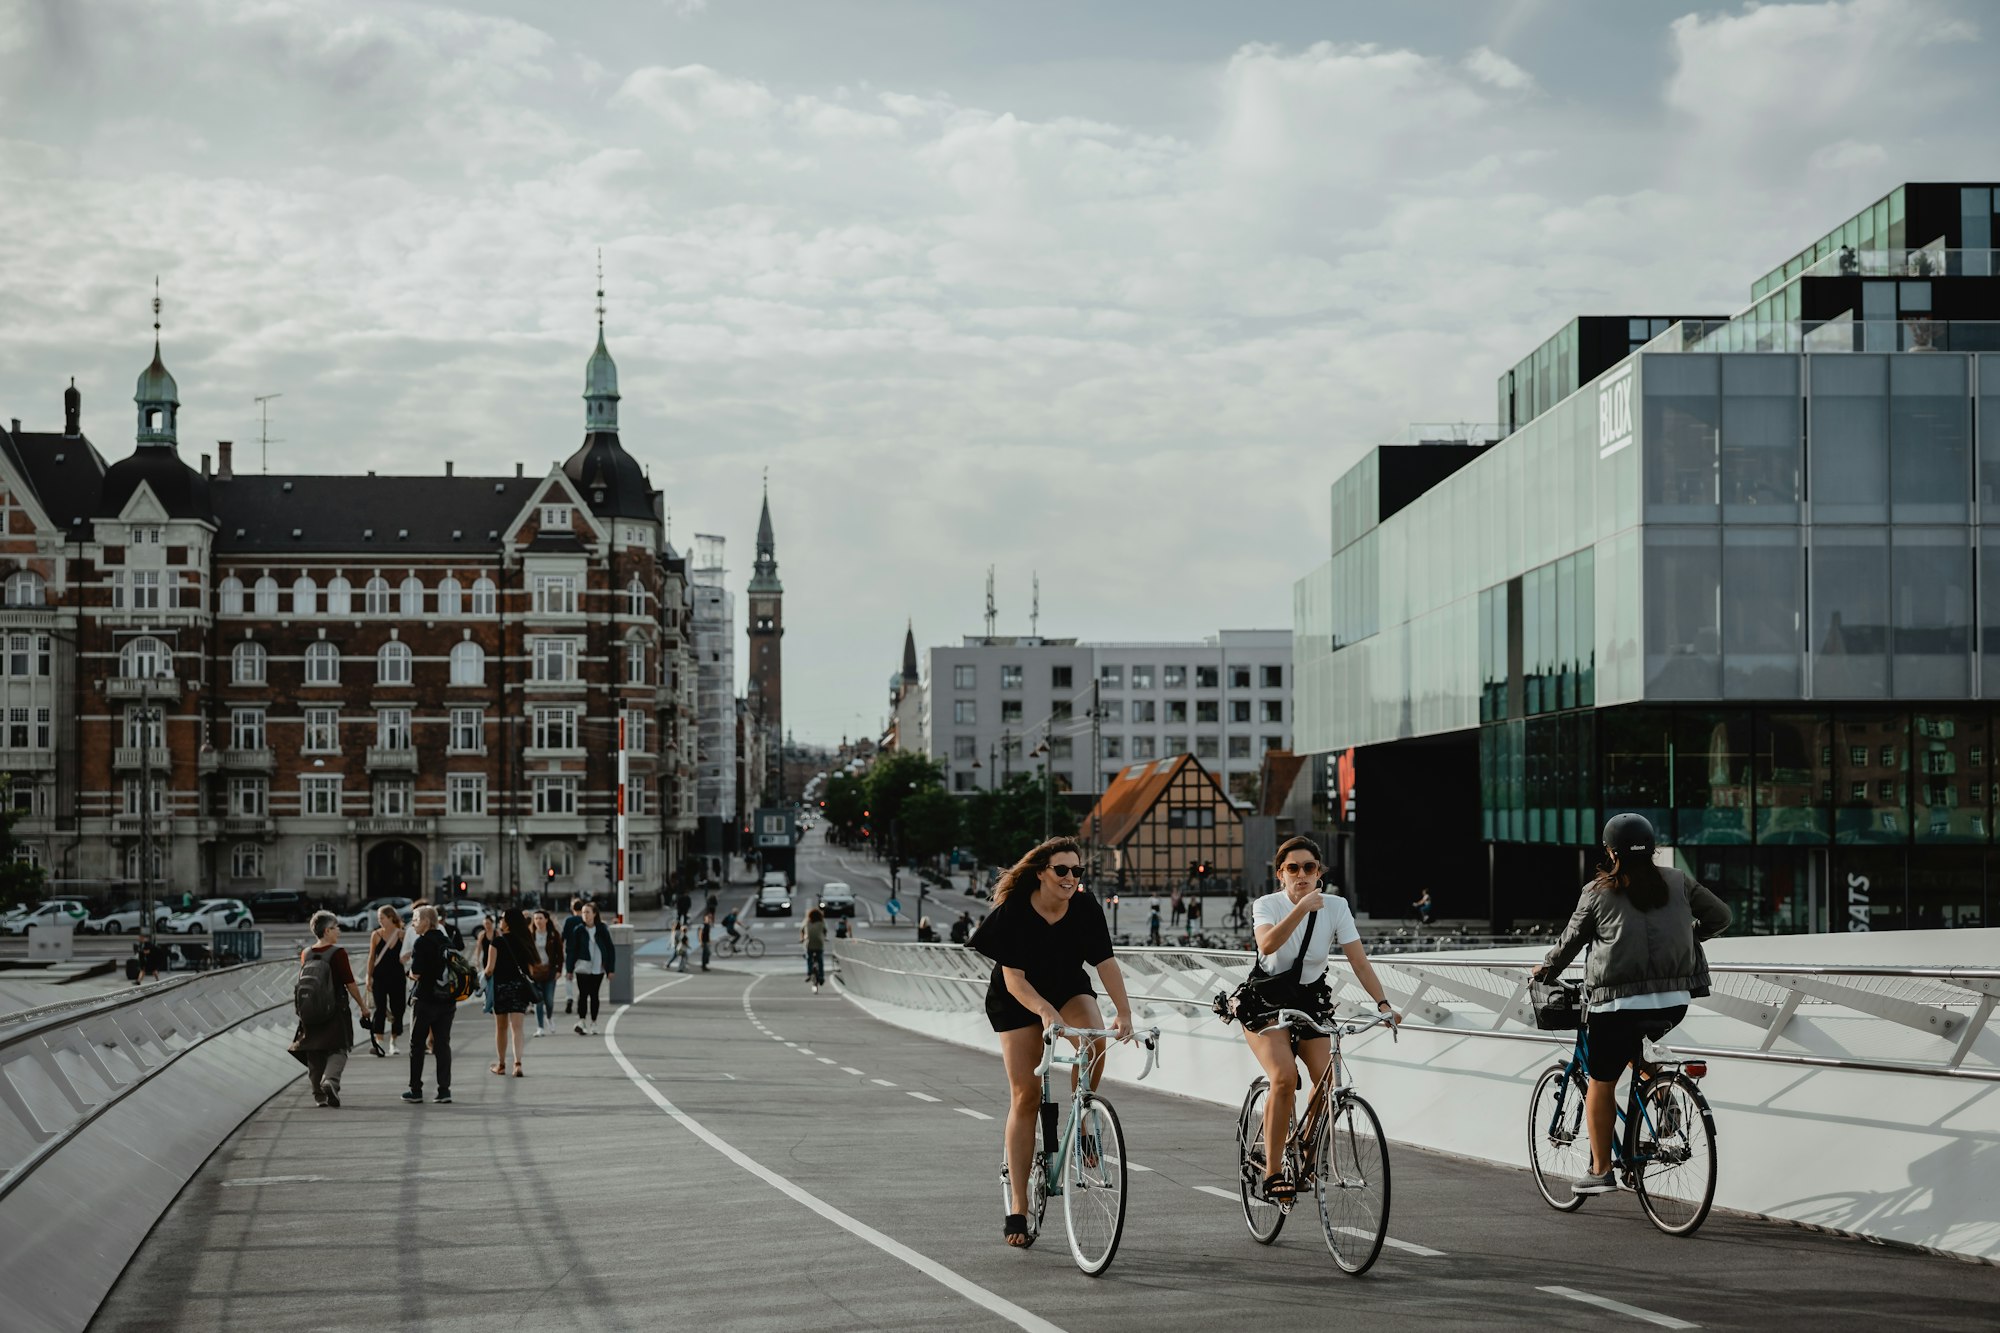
[755,884,793,917]
[165,898,254,934]
[336,896,413,932]
[817,882,856,918]
[86,900,174,934]
[248,890,314,923]
[3,900,91,935]
[441,899,487,942]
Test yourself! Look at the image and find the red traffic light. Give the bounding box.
[546,866,555,880]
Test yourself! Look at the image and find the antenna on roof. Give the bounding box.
[151,277,161,345]
[984,565,997,641]
[595,247,605,332]
[1031,572,1040,638]
[254,393,283,475]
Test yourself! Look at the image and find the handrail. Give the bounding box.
[0,966,243,1052]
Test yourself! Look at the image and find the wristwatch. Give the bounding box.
[1375,999,1392,1012]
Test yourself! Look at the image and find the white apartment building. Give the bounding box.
[911,630,1292,802]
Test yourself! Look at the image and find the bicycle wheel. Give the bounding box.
[1062,1093,1127,1275]
[742,936,765,958]
[998,1147,1049,1244]
[1315,1092,1390,1275]
[1634,1072,1717,1237]
[1527,1064,1589,1213]
[1237,1079,1286,1243]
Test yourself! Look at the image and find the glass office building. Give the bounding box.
[1295,183,2000,933]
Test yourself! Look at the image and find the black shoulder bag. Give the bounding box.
[1213,907,1318,1030]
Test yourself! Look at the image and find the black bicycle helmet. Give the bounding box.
[1601,812,1656,855]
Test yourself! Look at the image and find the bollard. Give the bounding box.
[608,923,635,1005]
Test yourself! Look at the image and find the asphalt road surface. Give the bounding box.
[93,944,2000,1332]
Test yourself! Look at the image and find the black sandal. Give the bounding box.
[1264,1172,1296,1204]
[1003,1213,1035,1247]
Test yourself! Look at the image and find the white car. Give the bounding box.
[440,899,487,941]
[3,900,90,935]
[87,900,174,934]
[754,884,792,917]
[165,898,254,934]
[338,896,414,931]
[817,883,856,918]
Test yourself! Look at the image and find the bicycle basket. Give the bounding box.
[1529,979,1584,1031]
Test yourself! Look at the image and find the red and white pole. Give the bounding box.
[616,713,630,923]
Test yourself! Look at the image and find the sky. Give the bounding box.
[2,0,1997,745]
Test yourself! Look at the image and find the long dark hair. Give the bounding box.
[1592,849,1670,911]
[993,836,1082,907]
[500,906,534,968]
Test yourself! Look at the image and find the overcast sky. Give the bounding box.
[3,0,1997,744]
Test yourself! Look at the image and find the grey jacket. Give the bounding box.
[1541,867,1732,1006]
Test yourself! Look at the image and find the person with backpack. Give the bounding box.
[403,905,458,1105]
[288,911,371,1109]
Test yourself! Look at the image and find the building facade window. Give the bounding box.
[229,777,267,817]
[230,843,264,879]
[292,576,317,615]
[623,709,647,752]
[535,777,578,814]
[542,843,575,877]
[533,574,580,616]
[326,576,352,616]
[1195,736,1219,758]
[1000,665,1023,689]
[449,707,482,753]
[626,639,647,684]
[954,735,977,760]
[364,577,392,615]
[533,705,579,750]
[1100,664,1123,687]
[954,664,976,689]
[1001,700,1022,723]
[1261,699,1283,723]
[305,842,338,879]
[253,577,279,614]
[1052,665,1073,689]
[230,707,265,750]
[305,641,339,684]
[449,641,484,685]
[217,576,244,614]
[627,578,646,617]
[1195,666,1219,688]
[231,641,266,684]
[1231,700,1251,723]
[450,841,485,878]
[377,641,412,685]
[1196,700,1219,723]
[1262,665,1283,689]
[954,700,976,725]
[1163,665,1186,688]
[1131,700,1156,723]
[471,577,496,615]
[304,708,339,753]
[400,576,424,616]
[4,571,44,607]
[532,638,578,682]
[1131,736,1157,760]
[375,780,413,816]
[541,505,572,531]
[436,577,462,615]
[120,636,171,680]
[448,774,486,814]
[302,777,342,816]
[377,708,412,750]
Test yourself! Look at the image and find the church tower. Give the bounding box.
[747,478,784,787]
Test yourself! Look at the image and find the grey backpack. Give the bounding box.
[294,951,340,1024]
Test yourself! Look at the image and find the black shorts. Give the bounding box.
[985,984,1094,1033]
[1585,1005,1687,1082]
[1240,977,1334,1035]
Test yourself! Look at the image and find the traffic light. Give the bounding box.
[456,878,468,897]
[546,866,556,884]
[1191,861,1210,880]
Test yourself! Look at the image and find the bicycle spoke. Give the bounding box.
[1527,1064,1591,1212]
[1635,1073,1717,1236]
[1238,1080,1286,1243]
[1315,1094,1390,1276]
[1062,1093,1127,1275]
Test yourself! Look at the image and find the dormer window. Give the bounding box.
[541,504,571,530]
[131,527,162,544]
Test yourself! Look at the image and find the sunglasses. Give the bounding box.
[1047,864,1085,879]
[1280,861,1321,875]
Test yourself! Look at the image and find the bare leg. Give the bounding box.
[1245,1028,1300,1178]
[1057,994,1108,1094]
[508,1012,526,1069]
[998,1026,1045,1233]
[1586,1077,1619,1174]
[492,1013,506,1069]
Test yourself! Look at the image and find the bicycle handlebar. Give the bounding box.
[1267,1007,1399,1043]
[1034,1023,1165,1079]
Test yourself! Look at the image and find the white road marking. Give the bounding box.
[818,1057,837,1065]
[606,979,1067,1333]
[1538,1287,1699,1329]
[1193,1185,1237,1200]
[840,1066,865,1076]
[799,1048,816,1055]
[871,1078,897,1087]
[221,1175,328,1187]
[785,1042,798,1048]
[908,1092,942,1103]
[955,1107,994,1121]
[1104,1156,1152,1172]
[1334,1227,1446,1257]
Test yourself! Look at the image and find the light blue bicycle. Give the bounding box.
[998,1022,1163,1275]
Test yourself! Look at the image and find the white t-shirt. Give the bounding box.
[1250,891,1360,985]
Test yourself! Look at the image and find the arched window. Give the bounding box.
[625,636,647,684]
[217,576,244,615]
[364,577,391,615]
[305,641,340,684]
[251,576,277,615]
[626,577,646,617]
[230,843,265,879]
[542,843,574,878]
[400,576,423,616]
[449,641,484,686]
[305,842,338,879]
[4,571,44,607]
[120,636,171,680]
[232,641,266,685]
[449,841,485,878]
[470,577,497,615]
[436,576,462,616]
[325,576,352,616]
[377,641,412,685]
[292,575,317,615]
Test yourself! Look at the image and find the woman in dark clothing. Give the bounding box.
[289,911,370,1107]
[970,836,1135,1249]
[563,901,617,1035]
[484,907,535,1076]
[364,904,407,1057]
[527,909,563,1037]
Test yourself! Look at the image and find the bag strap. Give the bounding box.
[1283,908,1319,986]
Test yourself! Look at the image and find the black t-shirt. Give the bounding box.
[971,889,1114,1009]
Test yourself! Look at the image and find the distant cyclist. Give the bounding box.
[1533,814,1731,1195]
[1236,836,1399,1204]
[970,836,1135,1249]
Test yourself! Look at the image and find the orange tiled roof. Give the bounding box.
[1080,753,1234,847]
[1259,750,1307,816]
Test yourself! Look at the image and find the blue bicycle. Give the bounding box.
[1526,979,1719,1236]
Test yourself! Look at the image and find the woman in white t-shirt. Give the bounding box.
[1241,836,1400,1204]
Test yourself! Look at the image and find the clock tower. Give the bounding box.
[747,480,783,790]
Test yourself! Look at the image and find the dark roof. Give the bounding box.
[212,475,529,553]
[2,430,108,538]
[901,623,919,681]
[98,445,214,522]
[562,432,655,521]
[1082,754,1239,848]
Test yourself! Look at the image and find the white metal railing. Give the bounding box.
[0,962,294,1199]
[830,939,2000,1083]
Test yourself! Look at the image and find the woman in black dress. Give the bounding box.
[970,836,1135,1248]
[364,905,406,1057]
[484,907,535,1077]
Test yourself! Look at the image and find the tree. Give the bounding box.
[823,773,867,840]
[962,771,1077,868]
[898,785,960,863]
[0,778,46,912]
[863,750,946,839]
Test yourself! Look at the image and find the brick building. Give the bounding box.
[0,306,698,906]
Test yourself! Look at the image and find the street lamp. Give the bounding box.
[1030,740,1051,841]
[136,669,174,945]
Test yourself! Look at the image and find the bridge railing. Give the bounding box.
[830,938,2000,1082]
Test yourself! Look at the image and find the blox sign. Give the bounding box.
[1597,361,1634,458]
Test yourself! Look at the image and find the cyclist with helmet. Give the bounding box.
[1533,813,1732,1195]
[1238,835,1400,1205]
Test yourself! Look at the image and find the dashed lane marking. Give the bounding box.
[607,979,1067,1333]
[840,1066,865,1076]
[871,1078,897,1087]
[1192,1185,1237,1200]
[818,1057,837,1065]
[955,1107,994,1121]
[908,1092,942,1103]
[1104,1156,1152,1172]
[1335,1227,1445,1257]
[1537,1287,1698,1329]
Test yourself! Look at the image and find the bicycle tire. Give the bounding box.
[998,1146,1049,1244]
[1237,1078,1286,1243]
[1634,1072,1717,1237]
[1527,1064,1589,1213]
[742,937,765,958]
[1315,1092,1389,1276]
[1062,1092,1127,1275]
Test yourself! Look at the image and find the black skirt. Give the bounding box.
[984,967,1095,1033]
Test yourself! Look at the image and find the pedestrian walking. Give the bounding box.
[474,913,499,1015]
[674,890,691,926]
[364,904,407,1058]
[1148,904,1162,946]
[485,907,535,1076]
[1231,886,1249,929]
[1170,887,1183,927]
[669,921,692,972]
[1186,892,1204,935]
[402,905,455,1105]
[705,890,719,918]
[559,897,583,1014]
[288,910,370,1109]
[526,909,563,1037]
[699,910,714,971]
[801,906,827,994]
[564,901,616,1035]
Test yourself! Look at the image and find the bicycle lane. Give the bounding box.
[607,969,2000,1333]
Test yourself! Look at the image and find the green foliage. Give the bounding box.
[961,771,1078,868]
[823,772,867,835]
[0,778,45,911]
[898,785,960,862]
[862,750,946,837]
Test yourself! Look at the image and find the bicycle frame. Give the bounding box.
[1030,1023,1161,1194]
[1550,1028,1703,1174]
[1262,1009,1396,1178]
